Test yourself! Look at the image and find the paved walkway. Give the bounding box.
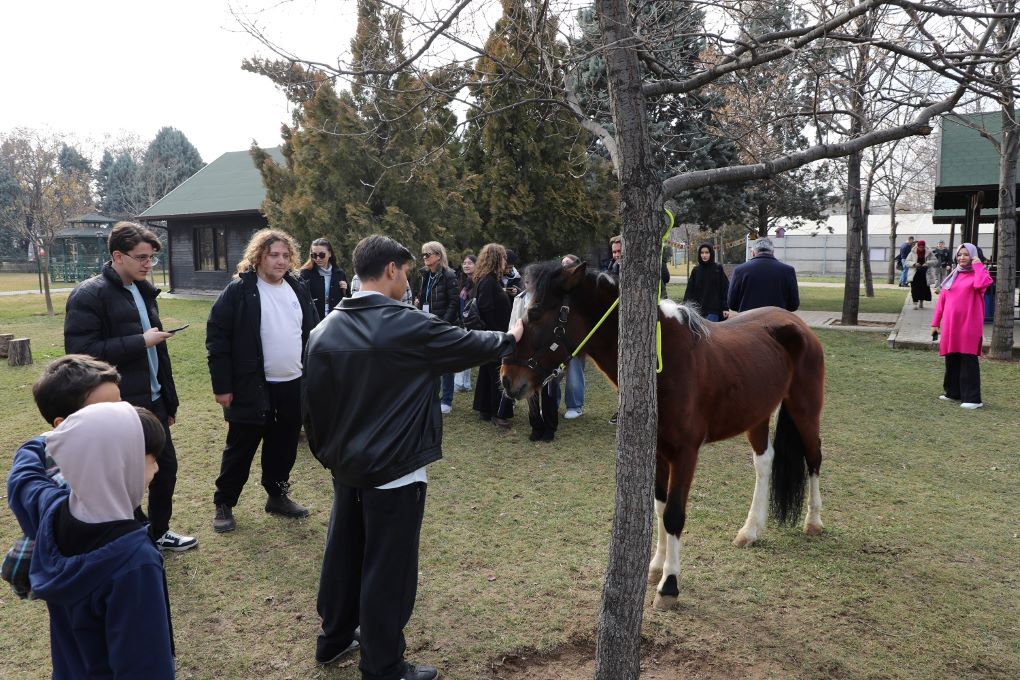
[886,289,1020,356]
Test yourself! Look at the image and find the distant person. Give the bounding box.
[454,254,477,392]
[7,402,175,679]
[561,254,586,420]
[904,239,938,310]
[302,234,523,680]
[299,237,349,320]
[898,236,916,286]
[502,249,523,302]
[607,234,670,294]
[415,241,460,414]
[726,237,800,314]
[63,221,196,552]
[2,354,121,600]
[932,243,993,409]
[931,240,951,286]
[206,228,319,533]
[472,244,513,427]
[682,243,729,321]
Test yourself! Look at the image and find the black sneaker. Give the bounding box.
[213,504,236,533]
[316,638,360,665]
[265,494,310,518]
[402,663,439,680]
[609,412,618,425]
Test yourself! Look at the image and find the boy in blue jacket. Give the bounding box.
[2,354,121,598]
[8,401,175,679]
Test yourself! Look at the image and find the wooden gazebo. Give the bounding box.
[50,212,118,282]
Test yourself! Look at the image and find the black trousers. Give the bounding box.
[147,398,178,540]
[213,378,302,507]
[943,353,981,403]
[317,480,426,680]
[528,379,559,438]
[473,362,502,418]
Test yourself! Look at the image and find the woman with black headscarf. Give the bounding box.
[682,243,729,321]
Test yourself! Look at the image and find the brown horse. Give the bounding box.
[500,260,825,609]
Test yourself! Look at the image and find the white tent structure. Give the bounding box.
[758,213,996,275]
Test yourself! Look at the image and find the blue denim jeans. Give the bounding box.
[564,357,586,410]
[454,369,472,390]
[441,373,454,406]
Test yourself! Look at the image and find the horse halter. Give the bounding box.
[502,304,573,387]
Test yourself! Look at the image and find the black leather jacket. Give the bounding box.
[302,293,516,487]
[64,263,179,416]
[206,271,319,424]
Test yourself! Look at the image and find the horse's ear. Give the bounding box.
[562,260,587,290]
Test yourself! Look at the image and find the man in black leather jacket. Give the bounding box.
[303,235,523,680]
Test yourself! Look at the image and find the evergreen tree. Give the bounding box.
[98,150,145,217]
[249,0,482,267]
[573,0,744,230]
[140,127,204,207]
[0,157,28,257]
[465,0,619,262]
[58,143,92,178]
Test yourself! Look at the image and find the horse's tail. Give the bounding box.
[769,402,807,525]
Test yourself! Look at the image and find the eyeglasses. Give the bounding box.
[422,252,435,258]
[310,252,329,259]
[120,253,159,265]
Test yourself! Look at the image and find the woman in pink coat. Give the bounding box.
[931,243,993,409]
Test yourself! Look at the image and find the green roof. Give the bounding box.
[139,148,283,220]
[937,111,1020,191]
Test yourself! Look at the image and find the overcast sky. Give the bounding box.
[0,1,360,163]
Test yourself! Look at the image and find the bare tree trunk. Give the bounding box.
[40,251,54,316]
[756,201,769,238]
[888,207,898,284]
[990,108,1018,359]
[594,1,661,677]
[861,223,875,297]
[842,149,864,325]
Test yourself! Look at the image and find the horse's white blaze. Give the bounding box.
[659,299,681,321]
[650,500,667,573]
[804,473,823,531]
[736,441,774,545]
[657,531,682,593]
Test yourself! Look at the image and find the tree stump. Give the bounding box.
[7,338,32,366]
[0,333,13,358]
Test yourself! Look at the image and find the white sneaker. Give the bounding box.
[960,402,983,410]
[564,408,582,420]
[440,404,452,414]
[155,530,198,552]
[938,395,955,401]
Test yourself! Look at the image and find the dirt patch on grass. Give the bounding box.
[489,640,763,680]
[827,319,896,328]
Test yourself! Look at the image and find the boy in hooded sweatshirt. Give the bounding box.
[7,401,176,679]
[3,354,121,599]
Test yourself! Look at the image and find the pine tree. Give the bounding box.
[465,0,619,262]
[140,127,204,207]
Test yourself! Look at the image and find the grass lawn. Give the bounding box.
[1,291,1017,679]
[0,272,52,293]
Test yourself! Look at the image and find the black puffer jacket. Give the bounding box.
[303,294,516,487]
[64,263,179,416]
[299,265,348,320]
[206,271,319,424]
[415,266,459,324]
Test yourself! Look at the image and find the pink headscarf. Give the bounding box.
[940,243,979,291]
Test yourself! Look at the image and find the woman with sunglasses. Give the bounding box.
[415,241,460,413]
[299,238,349,320]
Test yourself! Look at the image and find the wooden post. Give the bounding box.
[7,338,32,366]
[0,333,13,358]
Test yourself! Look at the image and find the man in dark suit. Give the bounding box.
[726,237,800,314]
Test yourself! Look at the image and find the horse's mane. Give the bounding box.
[526,259,619,310]
[660,299,711,341]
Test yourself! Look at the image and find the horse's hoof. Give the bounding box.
[804,523,823,536]
[652,593,678,610]
[733,532,756,548]
[647,567,662,584]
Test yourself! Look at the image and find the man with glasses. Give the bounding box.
[64,221,197,552]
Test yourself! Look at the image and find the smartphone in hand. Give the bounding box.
[166,324,190,334]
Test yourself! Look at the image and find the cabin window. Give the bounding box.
[194,227,227,271]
